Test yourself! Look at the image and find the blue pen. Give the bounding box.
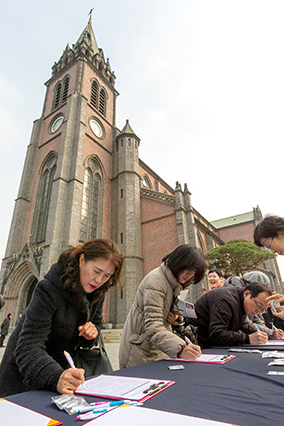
[254,324,260,331]
[78,400,126,413]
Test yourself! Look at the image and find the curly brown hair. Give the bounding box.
[58,239,124,301]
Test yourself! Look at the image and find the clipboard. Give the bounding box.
[75,374,174,402]
[0,398,62,426]
[167,354,236,364]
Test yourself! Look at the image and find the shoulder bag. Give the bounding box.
[74,333,113,378]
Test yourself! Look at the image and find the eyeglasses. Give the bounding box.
[263,237,274,250]
[252,297,267,313]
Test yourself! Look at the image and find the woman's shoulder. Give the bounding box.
[140,265,170,292]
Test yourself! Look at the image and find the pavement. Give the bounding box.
[0,337,120,371]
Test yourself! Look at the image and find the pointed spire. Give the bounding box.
[121,119,136,136]
[74,13,99,54]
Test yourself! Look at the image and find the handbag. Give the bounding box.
[74,333,113,378]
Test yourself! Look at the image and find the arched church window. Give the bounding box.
[53,83,62,109]
[35,155,57,243]
[62,76,70,103]
[79,157,104,242]
[99,88,106,116]
[197,231,205,254]
[141,174,152,189]
[52,75,70,110]
[90,80,98,109]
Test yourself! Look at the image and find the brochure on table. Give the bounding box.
[76,374,174,402]
[0,398,62,426]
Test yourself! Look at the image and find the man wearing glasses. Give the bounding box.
[191,282,272,348]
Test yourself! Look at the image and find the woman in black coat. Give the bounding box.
[0,239,123,397]
[0,313,12,347]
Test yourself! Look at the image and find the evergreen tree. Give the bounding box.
[205,239,276,276]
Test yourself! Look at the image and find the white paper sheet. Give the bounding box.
[85,405,237,426]
[76,374,172,400]
[0,399,61,426]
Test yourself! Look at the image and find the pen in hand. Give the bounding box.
[184,336,192,345]
[64,351,76,369]
[64,351,86,388]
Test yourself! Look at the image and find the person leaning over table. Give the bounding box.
[119,245,207,368]
[254,214,284,320]
[223,271,284,339]
[188,282,272,349]
[0,239,123,397]
[254,214,284,256]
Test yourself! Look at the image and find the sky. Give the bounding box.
[0,0,284,276]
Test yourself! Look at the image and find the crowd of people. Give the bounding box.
[0,214,284,397]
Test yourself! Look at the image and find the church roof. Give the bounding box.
[74,17,99,54]
[211,211,255,229]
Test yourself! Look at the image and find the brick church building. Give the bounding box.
[0,18,281,327]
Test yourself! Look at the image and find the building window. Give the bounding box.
[79,157,104,242]
[62,76,70,103]
[90,80,98,109]
[52,76,70,110]
[90,81,107,117]
[141,174,152,189]
[53,83,62,109]
[99,88,106,116]
[35,155,57,243]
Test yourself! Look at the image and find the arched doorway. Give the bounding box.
[26,277,38,308]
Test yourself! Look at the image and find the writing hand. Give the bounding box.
[249,331,268,345]
[78,322,98,340]
[271,328,284,339]
[179,343,202,360]
[57,368,85,394]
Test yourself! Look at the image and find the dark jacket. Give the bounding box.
[0,263,104,397]
[0,316,10,336]
[195,286,254,348]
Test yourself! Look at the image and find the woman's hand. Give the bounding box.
[167,312,179,324]
[266,293,284,305]
[270,304,284,320]
[78,322,98,340]
[179,344,202,360]
[271,328,284,339]
[57,368,85,394]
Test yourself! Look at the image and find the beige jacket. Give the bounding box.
[119,263,186,368]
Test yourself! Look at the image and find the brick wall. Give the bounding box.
[217,222,255,243]
[141,197,178,276]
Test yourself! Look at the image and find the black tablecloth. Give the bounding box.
[6,348,284,426]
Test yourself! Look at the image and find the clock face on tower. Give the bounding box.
[51,115,64,133]
[90,118,104,138]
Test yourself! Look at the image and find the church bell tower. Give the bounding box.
[0,14,119,320]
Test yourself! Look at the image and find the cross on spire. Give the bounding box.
[88,7,94,21]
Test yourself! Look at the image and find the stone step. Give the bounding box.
[101,329,123,343]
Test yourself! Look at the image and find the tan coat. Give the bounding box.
[119,263,186,368]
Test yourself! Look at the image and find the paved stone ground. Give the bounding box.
[0,338,120,371]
